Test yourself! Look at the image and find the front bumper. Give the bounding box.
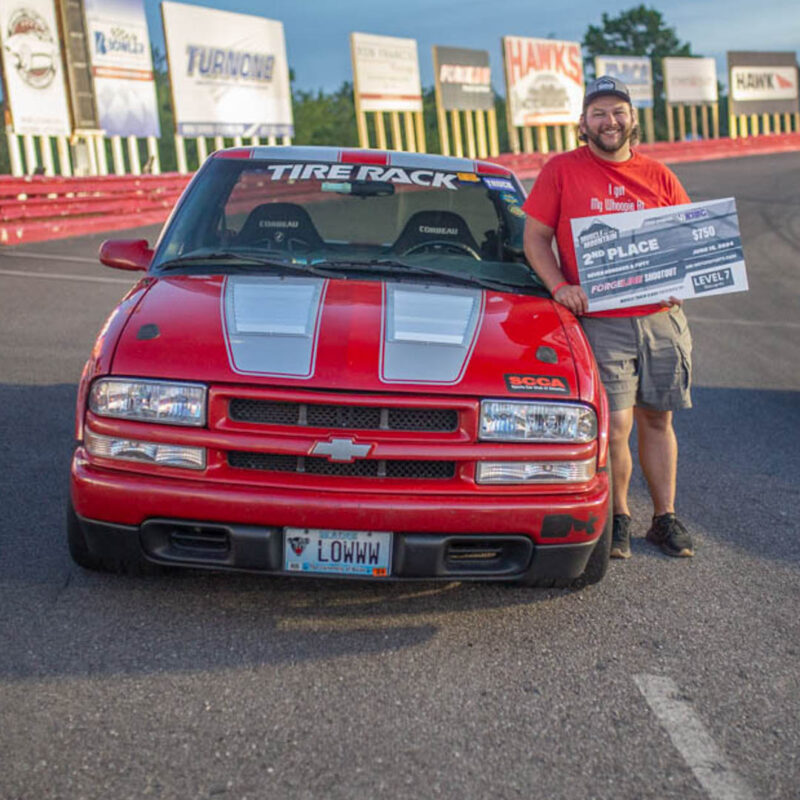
[75,514,597,582]
[71,454,609,582]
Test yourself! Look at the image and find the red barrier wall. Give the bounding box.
[1,134,799,246]
[0,173,191,245]
[489,133,800,179]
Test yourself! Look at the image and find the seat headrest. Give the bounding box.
[391,210,479,255]
[238,203,324,249]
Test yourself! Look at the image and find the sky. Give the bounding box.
[143,0,800,93]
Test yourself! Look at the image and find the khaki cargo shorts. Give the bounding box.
[580,306,692,412]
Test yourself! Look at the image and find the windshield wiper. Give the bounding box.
[155,251,343,278]
[310,257,541,293]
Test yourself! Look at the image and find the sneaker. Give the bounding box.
[610,514,632,559]
[645,513,694,557]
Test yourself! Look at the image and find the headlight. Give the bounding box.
[85,429,206,469]
[480,400,597,442]
[90,379,206,426]
[476,459,596,484]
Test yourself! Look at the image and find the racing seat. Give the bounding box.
[237,202,325,253]
[390,210,481,259]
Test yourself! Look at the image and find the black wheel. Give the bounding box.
[66,499,161,576]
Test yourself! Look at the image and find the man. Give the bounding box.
[522,76,694,559]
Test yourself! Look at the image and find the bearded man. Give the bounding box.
[522,76,695,560]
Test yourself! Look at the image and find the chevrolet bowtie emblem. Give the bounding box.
[310,437,372,462]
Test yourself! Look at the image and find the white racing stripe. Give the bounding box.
[634,674,755,800]
[0,268,133,285]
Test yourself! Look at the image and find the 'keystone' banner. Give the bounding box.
[502,36,583,127]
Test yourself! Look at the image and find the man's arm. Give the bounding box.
[523,216,589,316]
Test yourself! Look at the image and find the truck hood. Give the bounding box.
[111,275,580,399]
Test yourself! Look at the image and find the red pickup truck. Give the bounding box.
[68,146,610,587]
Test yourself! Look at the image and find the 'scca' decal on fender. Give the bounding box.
[504,374,570,394]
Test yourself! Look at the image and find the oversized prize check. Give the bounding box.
[571,197,748,313]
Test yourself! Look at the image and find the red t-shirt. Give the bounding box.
[522,146,691,317]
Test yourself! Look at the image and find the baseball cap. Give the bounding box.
[583,76,632,108]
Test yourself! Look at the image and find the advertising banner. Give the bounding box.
[351,32,422,113]
[433,45,493,111]
[571,198,748,313]
[663,57,718,105]
[0,0,71,135]
[502,36,583,126]
[728,51,799,116]
[84,0,160,137]
[594,55,653,108]
[161,1,293,138]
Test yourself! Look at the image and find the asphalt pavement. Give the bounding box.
[0,153,798,800]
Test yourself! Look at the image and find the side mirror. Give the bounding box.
[99,239,153,271]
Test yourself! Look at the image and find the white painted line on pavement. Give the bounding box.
[688,317,800,330]
[634,674,755,800]
[1,251,100,264]
[0,268,133,285]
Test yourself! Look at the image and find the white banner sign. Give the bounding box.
[663,57,718,104]
[0,0,71,135]
[503,36,583,127]
[84,0,160,138]
[351,32,422,113]
[594,55,653,108]
[161,1,293,138]
[572,198,747,312]
[731,66,798,101]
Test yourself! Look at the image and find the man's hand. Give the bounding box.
[554,284,589,316]
[659,296,683,308]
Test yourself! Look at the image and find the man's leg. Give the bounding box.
[634,406,677,515]
[608,407,635,559]
[609,407,635,516]
[635,406,694,556]
[579,315,638,559]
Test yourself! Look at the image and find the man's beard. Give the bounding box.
[584,121,635,153]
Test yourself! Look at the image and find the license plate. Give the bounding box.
[283,528,393,577]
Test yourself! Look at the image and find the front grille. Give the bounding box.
[228,451,455,480]
[229,399,458,432]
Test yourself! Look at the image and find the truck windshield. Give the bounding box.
[153,159,540,291]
